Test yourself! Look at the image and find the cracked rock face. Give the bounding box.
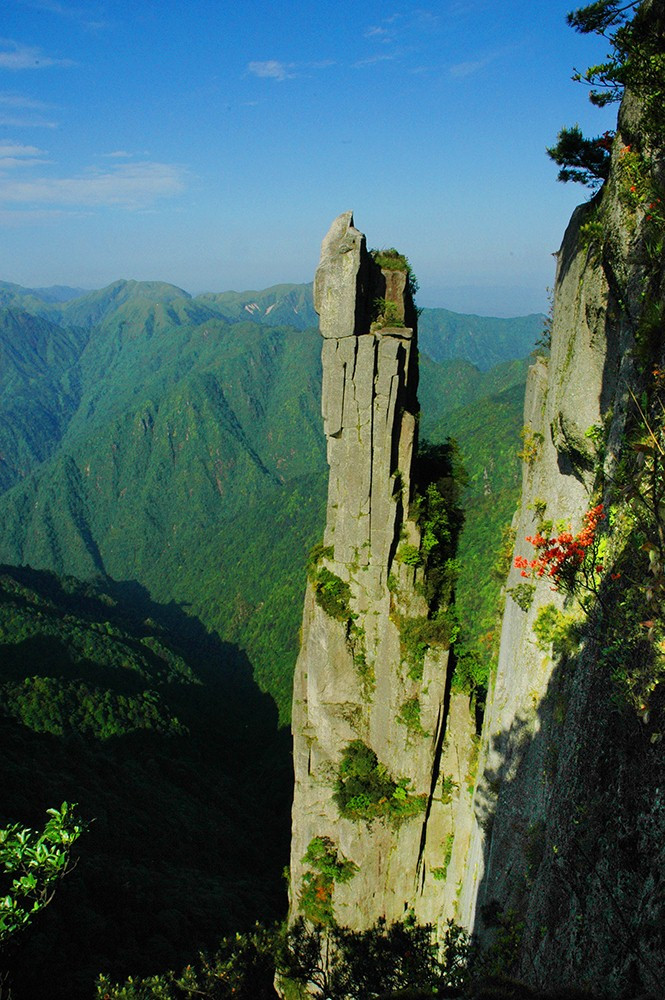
[287,214,469,939]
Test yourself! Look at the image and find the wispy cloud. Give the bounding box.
[358,10,437,69]
[0,141,49,170]
[446,1,487,15]
[449,44,509,78]
[0,142,43,157]
[0,160,187,209]
[0,39,74,70]
[0,93,51,109]
[365,25,392,42]
[353,53,396,69]
[0,207,73,224]
[0,93,58,127]
[0,114,58,127]
[449,57,490,77]
[247,60,295,82]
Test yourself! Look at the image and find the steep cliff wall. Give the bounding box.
[289,213,474,933]
[458,88,665,995]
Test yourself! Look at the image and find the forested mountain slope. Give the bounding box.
[0,281,531,720]
[0,565,289,999]
[0,307,327,716]
[418,307,543,370]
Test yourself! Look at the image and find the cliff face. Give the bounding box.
[459,90,665,994]
[289,84,664,991]
[289,213,474,932]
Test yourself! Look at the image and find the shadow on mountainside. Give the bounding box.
[0,566,293,1000]
[468,582,665,998]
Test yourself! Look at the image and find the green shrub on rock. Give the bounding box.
[333,740,426,824]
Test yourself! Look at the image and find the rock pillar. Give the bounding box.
[289,213,459,934]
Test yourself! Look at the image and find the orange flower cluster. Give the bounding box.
[514,504,605,589]
[645,197,663,222]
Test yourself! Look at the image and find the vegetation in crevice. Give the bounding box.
[370,247,420,301]
[333,740,426,825]
[396,696,429,738]
[431,832,455,881]
[518,426,544,467]
[347,623,374,701]
[310,566,354,626]
[371,297,404,329]
[390,439,467,690]
[298,837,358,927]
[393,608,460,682]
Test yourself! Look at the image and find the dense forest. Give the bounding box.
[0,278,537,996]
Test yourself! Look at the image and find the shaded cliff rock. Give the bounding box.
[458,85,665,996]
[289,213,472,935]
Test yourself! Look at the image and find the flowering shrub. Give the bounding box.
[514,504,605,596]
[618,147,665,260]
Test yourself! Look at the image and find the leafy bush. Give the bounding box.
[0,803,87,949]
[411,440,466,610]
[99,915,473,1000]
[507,583,536,612]
[532,604,580,657]
[307,543,334,577]
[370,247,420,299]
[396,543,423,567]
[395,609,459,681]
[97,923,277,1000]
[518,426,544,466]
[280,914,471,999]
[372,298,404,328]
[333,741,426,825]
[299,837,358,926]
[431,833,455,881]
[311,567,354,624]
[348,623,375,700]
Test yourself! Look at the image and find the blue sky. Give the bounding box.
[0,0,618,315]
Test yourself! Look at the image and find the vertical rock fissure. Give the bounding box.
[415,697,448,888]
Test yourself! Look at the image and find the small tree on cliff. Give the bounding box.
[547,0,665,187]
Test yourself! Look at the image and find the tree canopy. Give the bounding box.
[547,0,665,187]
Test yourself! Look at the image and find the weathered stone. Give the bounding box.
[287,215,457,946]
[457,88,665,994]
[314,211,370,340]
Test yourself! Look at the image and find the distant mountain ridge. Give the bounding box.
[0,277,543,368]
[418,306,543,370]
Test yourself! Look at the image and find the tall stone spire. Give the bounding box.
[288,214,469,936]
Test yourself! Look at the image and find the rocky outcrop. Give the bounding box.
[288,213,472,934]
[458,88,665,995]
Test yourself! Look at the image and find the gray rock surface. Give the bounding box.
[289,214,472,939]
[458,92,665,996]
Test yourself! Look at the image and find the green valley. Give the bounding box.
[0,277,533,997]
